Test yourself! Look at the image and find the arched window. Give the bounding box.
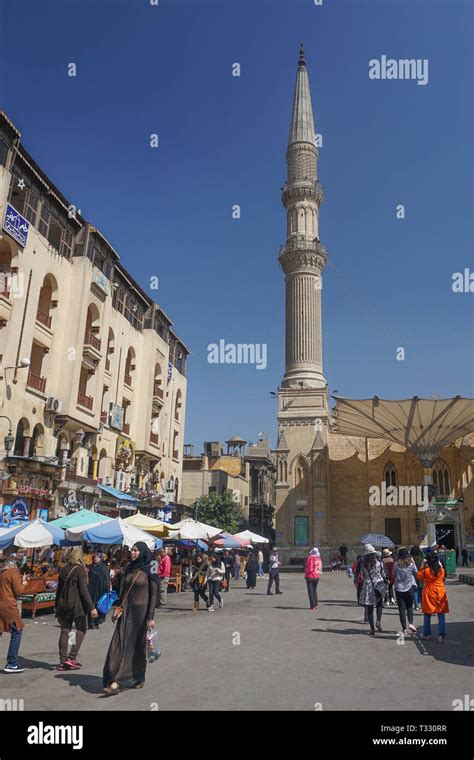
[384,463,397,489]
[294,458,307,497]
[105,328,115,372]
[30,424,44,458]
[174,478,179,503]
[124,347,135,387]
[14,418,30,457]
[432,460,451,497]
[36,275,58,329]
[88,446,98,479]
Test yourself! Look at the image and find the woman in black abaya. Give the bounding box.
[88,553,110,629]
[102,542,157,695]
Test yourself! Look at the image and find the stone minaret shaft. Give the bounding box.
[279,44,328,389]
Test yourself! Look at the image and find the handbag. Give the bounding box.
[220,577,228,590]
[113,571,140,621]
[97,590,118,615]
[368,565,387,602]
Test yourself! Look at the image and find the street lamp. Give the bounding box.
[0,415,14,454]
[4,357,30,385]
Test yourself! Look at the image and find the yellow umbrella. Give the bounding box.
[123,511,169,537]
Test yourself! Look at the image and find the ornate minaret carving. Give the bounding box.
[279,43,328,390]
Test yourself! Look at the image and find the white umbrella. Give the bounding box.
[167,519,222,540]
[0,519,66,549]
[234,530,269,544]
[66,516,156,549]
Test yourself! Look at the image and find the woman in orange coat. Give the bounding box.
[416,551,449,642]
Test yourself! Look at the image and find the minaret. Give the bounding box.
[279,43,328,390]
[275,45,330,563]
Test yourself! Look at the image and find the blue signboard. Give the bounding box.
[1,498,29,528]
[3,203,29,247]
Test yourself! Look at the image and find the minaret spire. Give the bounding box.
[279,45,328,390]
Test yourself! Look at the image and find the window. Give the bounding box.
[0,137,8,167]
[384,463,397,489]
[112,285,144,331]
[432,460,451,497]
[385,518,401,545]
[38,203,74,257]
[8,173,39,225]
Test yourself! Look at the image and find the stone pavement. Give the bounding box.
[0,572,472,711]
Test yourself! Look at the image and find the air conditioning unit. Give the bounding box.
[46,397,63,414]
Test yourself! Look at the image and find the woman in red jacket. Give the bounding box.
[304,548,322,610]
[416,551,449,642]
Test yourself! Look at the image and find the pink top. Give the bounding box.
[305,555,322,579]
[158,555,171,578]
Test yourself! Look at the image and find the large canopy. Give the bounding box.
[234,530,269,545]
[213,532,250,548]
[49,509,112,530]
[167,519,222,540]
[0,519,65,549]
[123,512,169,537]
[65,517,160,549]
[331,396,474,463]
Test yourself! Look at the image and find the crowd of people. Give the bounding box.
[0,536,462,692]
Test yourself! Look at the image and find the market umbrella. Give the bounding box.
[0,519,66,550]
[123,511,169,537]
[49,509,112,529]
[167,519,222,540]
[235,530,269,544]
[213,532,250,549]
[173,539,208,550]
[359,533,395,548]
[65,517,159,549]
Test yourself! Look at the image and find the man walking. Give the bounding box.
[257,549,264,576]
[461,548,469,567]
[339,544,348,567]
[267,549,283,595]
[158,548,171,607]
[0,553,29,672]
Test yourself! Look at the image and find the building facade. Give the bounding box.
[0,112,189,523]
[274,48,474,563]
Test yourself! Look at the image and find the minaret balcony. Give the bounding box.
[282,180,324,207]
[279,236,328,273]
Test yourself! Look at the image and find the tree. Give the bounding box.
[192,491,244,534]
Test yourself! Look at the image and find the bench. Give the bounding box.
[19,578,57,618]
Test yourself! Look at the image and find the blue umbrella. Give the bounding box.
[359,533,395,548]
[0,518,66,550]
[172,539,208,550]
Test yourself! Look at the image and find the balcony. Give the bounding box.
[124,373,133,387]
[27,370,46,394]
[172,450,179,461]
[105,358,111,372]
[36,308,52,329]
[77,391,94,410]
[0,287,12,325]
[123,422,130,436]
[152,382,164,413]
[150,432,159,446]
[100,410,108,424]
[82,331,102,368]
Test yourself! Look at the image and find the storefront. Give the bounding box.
[1,457,60,522]
[95,483,139,518]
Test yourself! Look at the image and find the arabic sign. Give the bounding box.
[92,266,110,296]
[3,203,29,247]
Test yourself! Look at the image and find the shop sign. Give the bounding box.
[109,403,124,430]
[3,203,29,247]
[1,498,29,528]
[92,265,110,296]
[37,508,49,521]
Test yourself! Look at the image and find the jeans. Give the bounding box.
[267,569,280,593]
[257,563,264,576]
[192,579,208,605]
[208,580,222,606]
[365,601,383,630]
[412,583,422,607]
[234,565,241,580]
[423,613,446,638]
[306,578,319,608]
[6,623,23,667]
[395,590,414,629]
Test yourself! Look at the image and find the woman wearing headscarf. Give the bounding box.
[0,554,28,672]
[416,550,449,642]
[304,547,322,610]
[359,544,388,635]
[191,553,209,611]
[55,547,97,671]
[87,553,110,629]
[102,542,157,695]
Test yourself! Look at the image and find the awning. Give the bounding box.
[97,485,139,504]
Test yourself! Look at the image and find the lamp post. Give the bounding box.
[0,415,15,454]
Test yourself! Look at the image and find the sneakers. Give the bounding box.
[4,664,24,673]
[208,606,214,612]
[408,624,417,633]
[438,635,445,643]
[64,658,81,670]
[219,598,223,608]
[376,623,383,633]
[276,591,283,595]
[57,662,70,671]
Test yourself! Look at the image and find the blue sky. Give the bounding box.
[1,0,473,451]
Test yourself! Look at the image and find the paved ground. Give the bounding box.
[0,572,472,711]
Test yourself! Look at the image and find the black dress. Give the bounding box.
[246,555,257,588]
[87,562,110,627]
[103,569,157,688]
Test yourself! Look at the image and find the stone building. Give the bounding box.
[274,47,474,563]
[0,111,189,522]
